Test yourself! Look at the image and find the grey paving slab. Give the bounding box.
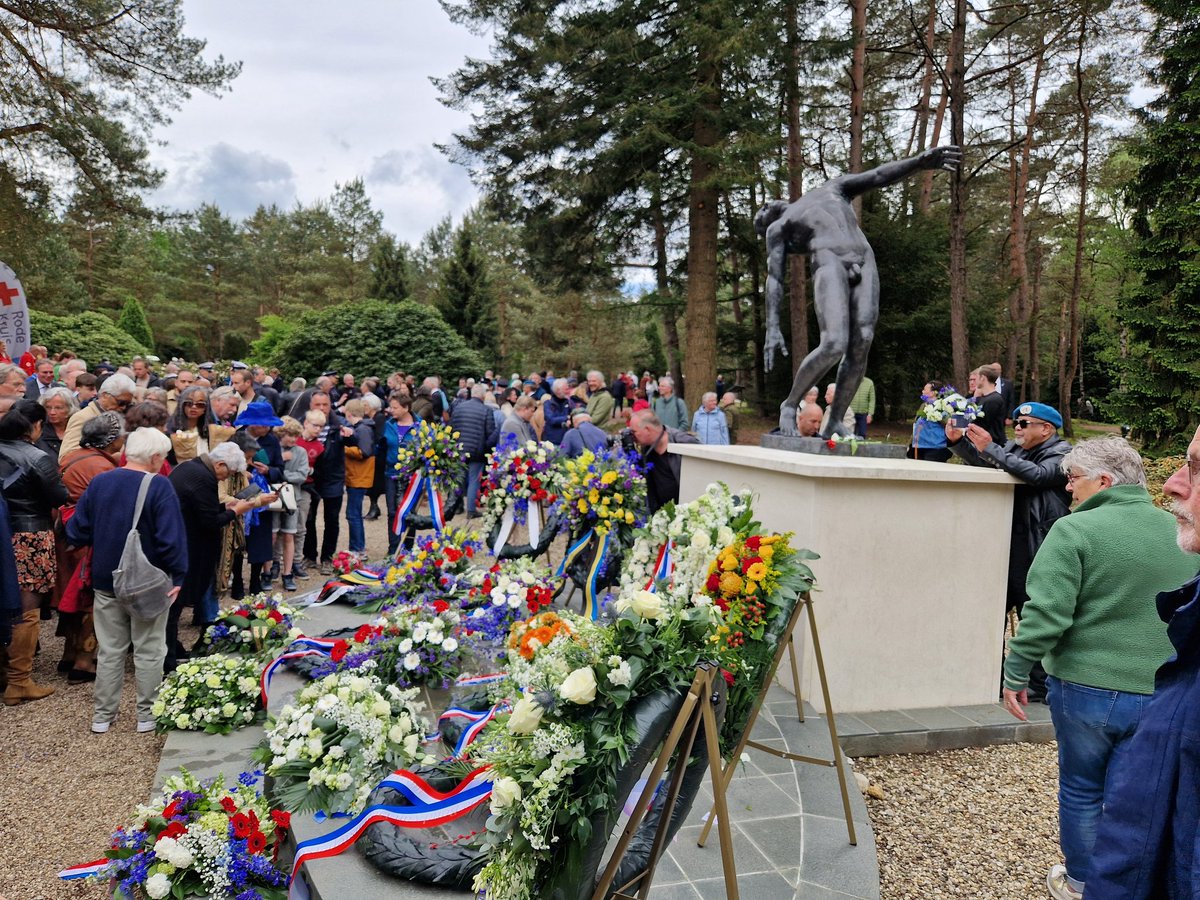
[693,870,797,899]
[850,710,922,734]
[795,880,870,899]
[951,703,1033,726]
[648,882,703,899]
[900,705,977,730]
[738,815,804,868]
[668,824,776,880]
[798,814,879,899]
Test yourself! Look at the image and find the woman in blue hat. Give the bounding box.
[233,402,284,593]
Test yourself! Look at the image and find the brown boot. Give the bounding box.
[57,612,80,674]
[4,610,54,705]
[69,613,97,684]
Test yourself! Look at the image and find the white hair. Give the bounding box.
[100,373,137,396]
[209,441,248,472]
[124,426,171,463]
[40,386,79,416]
[362,392,382,412]
[471,383,489,400]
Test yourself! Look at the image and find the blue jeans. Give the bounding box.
[465,459,485,514]
[1045,675,1147,891]
[345,486,367,553]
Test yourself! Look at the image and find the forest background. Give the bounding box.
[1,0,1197,448]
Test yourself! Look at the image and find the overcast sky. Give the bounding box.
[148,0,489,245]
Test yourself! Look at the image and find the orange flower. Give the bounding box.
[719,571,744,595]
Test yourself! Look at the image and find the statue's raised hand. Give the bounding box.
[763,323,789,373]
[919,145,962,172]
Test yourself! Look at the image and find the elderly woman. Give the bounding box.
[55,412,126,682]
[166,385,211,464]
[167,442,260,668]
[1002,437,1199,899]
[36,386,78,458]
[0,400,69,704]
[66,428,188,733]
[234,402,284,590]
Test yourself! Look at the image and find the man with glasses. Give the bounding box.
[166,369,196,415]
[57,373,136,461]
[947,401,1071,699]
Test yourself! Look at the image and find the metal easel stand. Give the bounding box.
[593,665,738,900]
[697,592,858,850]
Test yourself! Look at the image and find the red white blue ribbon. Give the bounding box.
[260,637,338,706]
[439,702,510,758]
[392,472,425,538]
[58,859,110,881]
[425,477,446,533]
[289,766,494,890]
[454,672,506,687]
[645,540,674,592]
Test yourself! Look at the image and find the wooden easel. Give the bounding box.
[593,594,857,900]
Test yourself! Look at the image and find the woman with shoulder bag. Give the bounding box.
[0,400,69,704]
[66,427,189,734]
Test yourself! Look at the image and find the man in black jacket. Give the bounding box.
[629,408,701,514]
[450,383,498,517]
[302,391,350,574]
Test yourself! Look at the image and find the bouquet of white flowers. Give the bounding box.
[920,385,980,424]
[151,654,262,734]
[253,672,434,815]
[197,592,303,657]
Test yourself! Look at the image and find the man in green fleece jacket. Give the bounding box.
[1001,436,1198,900]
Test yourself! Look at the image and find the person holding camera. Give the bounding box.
[560,408,609,458]
[627,408,699,514]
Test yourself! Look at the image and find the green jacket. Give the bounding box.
[850,377,875,417]
[652,394,689,431]
[1005,484,1198,694]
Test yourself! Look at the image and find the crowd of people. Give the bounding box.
[0,350,736,733]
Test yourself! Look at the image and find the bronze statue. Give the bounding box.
[756,145,962,436]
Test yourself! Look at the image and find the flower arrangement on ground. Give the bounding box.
[479,439,564,539]
[197,593,302,657]
[81,768,290,898]
[461,558,557,657]
[152,654,262,734]
[313,602,465,688]
[553,446,646,543]
[355,528,482,614]
[698,531,816,750]
[919,384,980,424]
[253,671,434,815]
[619,482,752,611]
[395,419,468,494]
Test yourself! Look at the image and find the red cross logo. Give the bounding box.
[0,282,18,307]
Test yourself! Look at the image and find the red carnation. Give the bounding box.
[220,796,238,814]
[161,800,182,819]
[271,810,291,830]
[160,821,187,840]
[231,812,252,840]
[705,573,721,593]
[529,477,541,490]
[246,829,267,854]
[714,596,730,612]
[745,536,761,551]
[826,439,837,449]
[721,669,735,686]
[267,609,283,624]
[445,548,462,563]
[330,640,350,663]
[354,624,375,644]
[465,547,474,558]
[432,599,450,613]
[741,556,763,575]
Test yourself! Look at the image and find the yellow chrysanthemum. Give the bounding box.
[745,562,768,582]
[719,572,744,595]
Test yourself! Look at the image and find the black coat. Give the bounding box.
[310,412,346,498]
[951,432,1072,609]
[450,397,498,461]
[168,457,236,609]
[0,439,69,530]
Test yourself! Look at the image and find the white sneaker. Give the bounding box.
[1047,864,1083,900]
[136,720,156,733]
[91,721,112,734]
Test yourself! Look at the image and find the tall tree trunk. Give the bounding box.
[684,36,721,405]
[749,185,766,407]
[1028,242,1044,403]
[1061,4,1092,435]
[848,0,868,215]
[910,0,938,206]
[947,0,970,389]
[651,190,683,388]
[785,0,809,362]
[919,88,949,213]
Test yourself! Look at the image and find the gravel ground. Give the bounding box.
[856,742,1061,899]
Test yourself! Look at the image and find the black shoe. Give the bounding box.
[270,561,280,580]
[283,575,297,592]
[68,669,96,684]
[365,504,381,521]
[291,561,307,578]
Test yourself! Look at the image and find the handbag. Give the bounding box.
[267,482,296,513]
[112,473,174,620]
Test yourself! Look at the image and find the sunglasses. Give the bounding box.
[1014,419,1045,429]
[184,400,208,409]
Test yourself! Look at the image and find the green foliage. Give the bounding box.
[116,295,154,348]
[368,236,411,302]
[437,222,498,360]
[1114,0,1200,453]
[249,314,299,365]
[30,309,148,363]
[268,300,484,381]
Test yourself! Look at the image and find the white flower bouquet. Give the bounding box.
[478,439,565,538]
[253,671,434,815]
[920,385,981,425]
[151,654,262,735]
[198,592,303,657]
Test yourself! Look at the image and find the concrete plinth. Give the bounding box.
[674,444,1018,714]
[760,433,908,459]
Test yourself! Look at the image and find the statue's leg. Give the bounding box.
[824,253,880,438]
[779,256,851,434]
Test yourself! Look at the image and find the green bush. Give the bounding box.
[116,295,154,348]
[268,299,484,381]
[30,309,149,365]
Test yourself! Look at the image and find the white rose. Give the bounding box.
[691,531,711,550]
[174,714,191,729]
[404,733,420,756]
[372,699,392,717]
[628,590,663,620]
[221,702,237,718]
[144,873,172,899]
[716,526,735,547]
[327,744,346,760]
[489,776,523,815]
[507,695,544,734]
[559,667,598,704]
[388,724,408,744]
[403,652,421,671]
[335,773,354,791]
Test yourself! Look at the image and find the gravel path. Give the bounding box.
[856,742,1061,899]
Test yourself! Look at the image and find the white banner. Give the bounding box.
[0,262,31,362]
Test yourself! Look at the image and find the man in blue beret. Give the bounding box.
[947,401,1072,699]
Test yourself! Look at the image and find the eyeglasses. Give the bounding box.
[1014,419,1044,429]
[1065,472,1088,484]
[114,399,131,411]
[183,401,208,409]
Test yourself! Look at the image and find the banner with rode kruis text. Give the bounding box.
[0,262,31,363]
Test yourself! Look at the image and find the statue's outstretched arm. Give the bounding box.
[837,145,962,199]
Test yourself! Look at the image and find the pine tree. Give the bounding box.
[369,236,411,302]
[437,223,498,362]
[1115,0,1200,452]
[116,295,154,349]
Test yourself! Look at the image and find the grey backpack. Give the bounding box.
[112,473,174,620]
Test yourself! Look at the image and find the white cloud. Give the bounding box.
[152,143,297,218]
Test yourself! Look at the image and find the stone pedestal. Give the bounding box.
[673,444,1018,714]
[760,433,908,459]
